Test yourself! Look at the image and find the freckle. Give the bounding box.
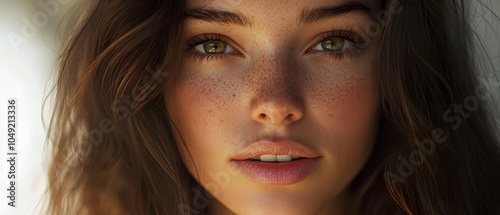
[232,94,235,97]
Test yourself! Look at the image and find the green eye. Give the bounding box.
[195,40,235,54]
[204,41,226,54]
[313,37,351,52]
[321,37,345,51]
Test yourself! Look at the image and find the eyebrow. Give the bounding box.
[183,2,374,27]
[300,2,374,23]
[184,8,252,27]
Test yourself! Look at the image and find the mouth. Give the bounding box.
[231,138,322,185]
[246,154,305,162]
[231,138,322,161]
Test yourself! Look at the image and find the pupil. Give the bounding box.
[321,37,344,51]
[204,41,226,54]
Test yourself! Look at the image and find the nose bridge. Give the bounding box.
[249,52,304,127]
[255,52,300,100]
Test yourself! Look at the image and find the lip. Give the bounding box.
[231,138,322,185]
[231,138,322,160]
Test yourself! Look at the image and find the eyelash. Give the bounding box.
[309,31,365,61]
[185,34,234,62]
[185,31,365,62]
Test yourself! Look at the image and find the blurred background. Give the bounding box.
[0,0,499,214]
[0,0,78,214]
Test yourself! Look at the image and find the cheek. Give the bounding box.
[330,72,378,157]
[307,66,379,162]
[307,66,379,134]
[165,71,238,176]
[302,68,379,197]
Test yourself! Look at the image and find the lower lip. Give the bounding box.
[231,158,321,185]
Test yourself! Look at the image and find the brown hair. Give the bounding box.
[43,0,500,214]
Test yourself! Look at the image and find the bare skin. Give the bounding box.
[165,0,382,214]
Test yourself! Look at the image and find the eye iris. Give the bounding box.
[321,37,345,51]
[203,41,226,54]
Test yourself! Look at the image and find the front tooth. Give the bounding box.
[277,155,292,162]
[260,154,277,162]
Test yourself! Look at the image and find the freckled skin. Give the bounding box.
[165,0,382,214]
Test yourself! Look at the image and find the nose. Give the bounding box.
[251,99,304,127]
[250,56,304,127]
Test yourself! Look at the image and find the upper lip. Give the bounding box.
[231,138,322,160]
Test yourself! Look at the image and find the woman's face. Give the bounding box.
[165,0,381,214]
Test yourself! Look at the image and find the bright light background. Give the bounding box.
[0,0,77,214]
[0,0,499,214]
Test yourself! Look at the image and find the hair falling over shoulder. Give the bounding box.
[43,0,500,214]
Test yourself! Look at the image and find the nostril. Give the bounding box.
[259,113,267,119]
